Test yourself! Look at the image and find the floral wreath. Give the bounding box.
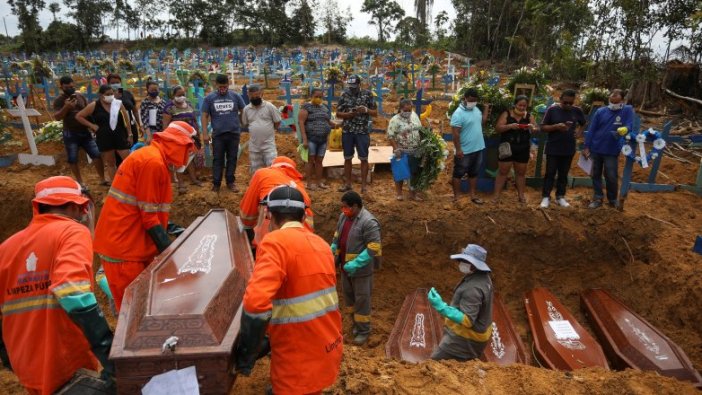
[620,128,666,167]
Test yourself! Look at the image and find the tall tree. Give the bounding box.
[414,0,433,29]
[321,0,351,44]
[290,0,316,43]
[63,0,113,47]
[8,0,45,53]
[49,2,60,21]
[433,10,448,40]
[395,16,425,47]
[168,0,201,39]
[361,0,405,43]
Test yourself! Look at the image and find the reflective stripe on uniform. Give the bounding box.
[367,242,382,256]
[445,318,492,342]
[138,201,171,213]
[1,294,60,317]
[354,313,370,323]
[107,187,137,205]
[108,187,170,213]
[51,281,92,299]
[271,286,339,325]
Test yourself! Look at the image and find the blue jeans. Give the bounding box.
[63,130,101,164]
[342,133,370,160]
[212,132,240,186]
[591,153,619,203]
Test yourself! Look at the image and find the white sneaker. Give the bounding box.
[540,197,550,208]
[556,197,571,208]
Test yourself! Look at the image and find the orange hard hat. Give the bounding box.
[153,121,197,145]
[271,156,302,180]
[32,176,89,210]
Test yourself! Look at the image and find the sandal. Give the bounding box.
[471,197,485,205]
[337,184,352,192]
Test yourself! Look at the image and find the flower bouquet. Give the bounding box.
[581,87,610,114]
[35,121,63,143]
[412,127,449,191]
[446,83,513,136]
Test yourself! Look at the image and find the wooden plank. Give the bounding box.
[5,108,42,117]
[322,145,393,167]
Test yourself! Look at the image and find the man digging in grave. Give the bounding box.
[429,243,494,361]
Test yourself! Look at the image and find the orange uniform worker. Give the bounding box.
[239,156,314,241]
[93,121,196,311]
[236,186,342,395]
[0,176,115,394]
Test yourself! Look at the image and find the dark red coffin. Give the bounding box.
[581,288,702,388]
[386,288,445,363]
[524,287,609,371]
[481,293,530,365]
[110,209,254,394]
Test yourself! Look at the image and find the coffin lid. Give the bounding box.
[111,209,254,359]
[524,287,609,371]
[581,288,702,388]
[386,288,444,363]
[481,293,530,366]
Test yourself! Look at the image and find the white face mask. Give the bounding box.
[463,102,477,110]
[459,262,473,274]
[103,95,114,104]
[174,96,186,104]
[608,102,623,111]
[176,152,195,173]
[400,111,412,119]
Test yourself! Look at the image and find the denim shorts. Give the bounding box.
[308,140,327,157]
[342,133,370,161]
[63,130,101,164]
[452,150,483,179]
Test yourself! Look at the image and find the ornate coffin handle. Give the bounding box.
[162,336,179,354]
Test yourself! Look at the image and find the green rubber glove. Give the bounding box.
[343,249,372,275]
[428,287,466,325]
[331,242,338,256]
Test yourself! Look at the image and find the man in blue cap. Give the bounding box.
[428,243,494,361]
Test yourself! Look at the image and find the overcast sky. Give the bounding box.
[0,0,680,55]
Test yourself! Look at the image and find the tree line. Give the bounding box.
[6,0,702,72]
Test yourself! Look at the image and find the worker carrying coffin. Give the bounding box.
[93,121,196,311]
[236,185,343,395]
[0,176,115,394]
[429,243,494,361]
[239,156,314,245]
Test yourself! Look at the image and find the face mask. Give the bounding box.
[459,262,473,274]
[311,97,323,106]
[63,87,76,96]
[176,152,195,173]
[110,83,121,91]
[103,95,114,104]
[174,96,186,104]
[463,102,477,110]
[513,107,526,116]
[148,91,159,98]
[400,111,411,119]
[218,87,228,96]
[341,207,354,218]
[608,102,623,111]
[250,97,262,106]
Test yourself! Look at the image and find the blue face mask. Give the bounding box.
[148,91,159,98]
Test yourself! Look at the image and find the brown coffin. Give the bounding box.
[386,288,444,363]
[581,288,702,388]
[481,293,530,365]
[524,287,609,371]
[110,209,254,394]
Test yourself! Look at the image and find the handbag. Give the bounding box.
[498,142,512,159]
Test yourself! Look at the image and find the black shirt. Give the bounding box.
[540,104,586,156]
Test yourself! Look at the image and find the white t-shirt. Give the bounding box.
[242,101,282,152]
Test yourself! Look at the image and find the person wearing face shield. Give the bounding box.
[387,98,423,201]
[428,244,493,362]
[330,191,381,346]
[0,176,116,394]
[583,89,633,209]
[335,75,378,194]
[93,121,196,312]
[235,185,342,395]
[75,84,133,185]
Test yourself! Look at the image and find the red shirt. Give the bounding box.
[338,217,354,262]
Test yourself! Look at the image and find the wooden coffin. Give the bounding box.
[524,287,609,371]
[110,209,254,394]
[386,288,444,363]
[481,293,530,365]
[581,288,702,388]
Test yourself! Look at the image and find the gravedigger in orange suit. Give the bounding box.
[239,156,314,246]
[93,121,196,311]
[235,185,342,395]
